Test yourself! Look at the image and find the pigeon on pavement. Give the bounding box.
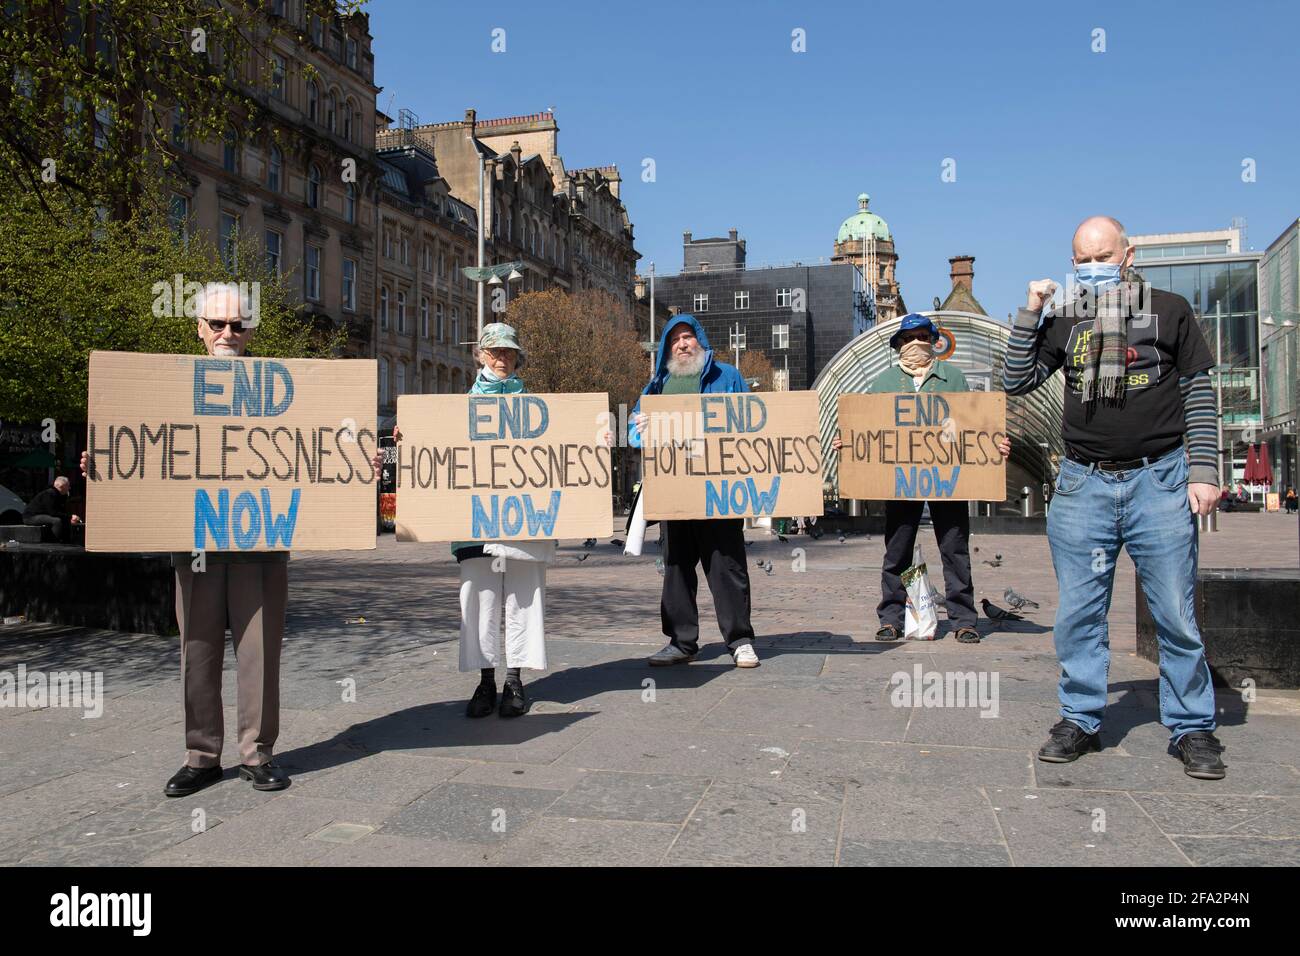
[1003,587,1039,610]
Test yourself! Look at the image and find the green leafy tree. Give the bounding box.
[0,186,343,423]
[1,0,366,218]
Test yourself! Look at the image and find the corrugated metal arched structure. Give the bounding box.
[813,311,1065,511]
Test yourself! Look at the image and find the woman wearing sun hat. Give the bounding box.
[447,322,559,718]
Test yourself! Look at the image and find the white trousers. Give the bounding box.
[458,556,548,671]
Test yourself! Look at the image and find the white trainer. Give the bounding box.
[731,643,760,668]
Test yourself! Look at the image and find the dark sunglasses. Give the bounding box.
[206,319,249,333]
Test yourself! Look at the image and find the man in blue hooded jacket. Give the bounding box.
[629,315,760,668]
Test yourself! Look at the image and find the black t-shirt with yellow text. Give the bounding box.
[1034,288,1213,462]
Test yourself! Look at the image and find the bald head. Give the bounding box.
[1072,216,1133,270]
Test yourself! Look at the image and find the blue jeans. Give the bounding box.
[1046,447,1216,741]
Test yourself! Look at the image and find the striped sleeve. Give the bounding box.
[1002,307,1060,394]
[1179,371,1218,485]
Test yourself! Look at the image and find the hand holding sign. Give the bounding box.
[640,392,824,521]
[837,392,1007,501]
[393,393,613,542]
[85,352,377,552]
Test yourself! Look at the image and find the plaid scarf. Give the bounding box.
[1080,279,1140,404]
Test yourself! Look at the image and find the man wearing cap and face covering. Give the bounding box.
[833,313,1011,644]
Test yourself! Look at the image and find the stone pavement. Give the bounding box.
[1,513,1298,867]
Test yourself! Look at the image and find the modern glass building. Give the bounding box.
[1131,227,1263,484]
[1259,217,1300,491]
[814,311,1066,515]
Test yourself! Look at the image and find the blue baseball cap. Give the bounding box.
[889,313,940,350]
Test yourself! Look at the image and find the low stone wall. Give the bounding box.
[1136,567,1300,689]
[0,544,176,635]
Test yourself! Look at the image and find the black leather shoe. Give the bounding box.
[467,682,497,718]
[1037,719,1102,763]
[1176,731,1226,780]
[164,764,222,798]
[498,678,529,718]
[875,624,902,642]
[238,762,289,791]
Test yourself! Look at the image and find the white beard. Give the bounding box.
[211,344,240,356]
[667,349,707,378]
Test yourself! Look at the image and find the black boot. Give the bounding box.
[238,762,290,791]
[1036,718,1102,763]
[1176,731,1226,780]
[498,678,529,718]
[164,764,222,798]
[467,681,497,718]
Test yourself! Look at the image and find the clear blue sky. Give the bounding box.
[373,0,1300,320]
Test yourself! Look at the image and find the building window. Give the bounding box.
[307,164,321,209]
[439,251,446,278]
[773,323,789,350]
[735,290,749,310]
[326,91,336,133]
[395,362,405,397]
[436,302,444,341]
[420,297,429,337]
[169,193,189,242]
[379,287,389,330]
[346,37,358,70]
[267,145,282,192]
[693,292,709,312]
[307,80,318,123]
[343,107,353,143]
[776,288,792,308]
[271,0,285,16]
[345,182,356,223]
[729,325,746,352]
[342,257,356,311]
[305,244,320,300]
[422,243,431,270]
[311,15,323,47]
[379,357,389,405]
[451,308,459,346]
[171,106,186,150]
[219,213,239,269]
[383,229,392,260]
[397,290,407,333]
[400,236,409,265]
[270,54,286,100]
[222,130,238,173]
[265,229,282,276]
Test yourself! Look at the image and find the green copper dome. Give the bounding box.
[837,192,891,243]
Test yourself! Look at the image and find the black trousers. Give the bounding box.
[661,518,755,653]
[877,500,976,630]
[23,514,66,543]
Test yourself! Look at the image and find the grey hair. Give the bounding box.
[194,281,259,327]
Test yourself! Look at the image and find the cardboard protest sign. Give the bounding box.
[85,351,378,552]
[837,391,1007,501]
[640,392,824,521]
[393,393,614,542]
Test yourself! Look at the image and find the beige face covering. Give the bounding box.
[898,339,936,377]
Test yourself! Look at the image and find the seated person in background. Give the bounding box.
[22,476,81,543]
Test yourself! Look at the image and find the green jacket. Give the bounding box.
[867,359,969,394]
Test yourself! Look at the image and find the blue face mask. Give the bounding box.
[1073,261,1123,291]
